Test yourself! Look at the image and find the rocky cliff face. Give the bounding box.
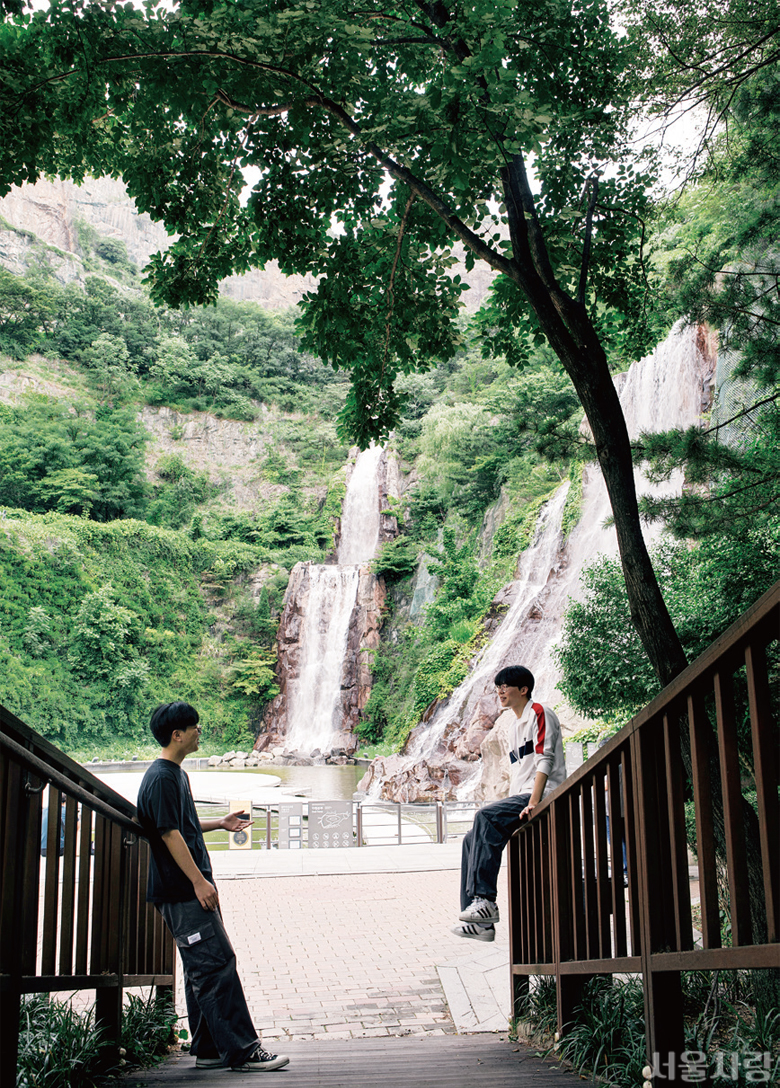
[360,321,717,803]
[140,405,285,509]
[0,176,318,307]
[0,177,494,310]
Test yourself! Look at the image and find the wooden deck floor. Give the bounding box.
[120,1036,597,1088]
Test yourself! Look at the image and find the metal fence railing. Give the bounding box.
[195,799,477,850]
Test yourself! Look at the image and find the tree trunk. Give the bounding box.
[500,158,689,689]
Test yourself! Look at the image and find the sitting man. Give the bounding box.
[136,701,289,1073]
[453,665,565,942]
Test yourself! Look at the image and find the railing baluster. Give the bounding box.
[714,668,753,945]
[540,818,552,964]
[687,689,720,949]
[593,768,611,958]
[42,787,63,975]
[745,639,780,943]
[21,776,43,978]
[75,805,93,974]
[90,815,107,974]
[606,757,627,957]
[569,789,585,960]
[581,781,597,959]
[663,712,693,952]
[621,747,641,956]
[59,794,78,976]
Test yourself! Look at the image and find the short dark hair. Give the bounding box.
[494,665,534,694]
[149,702,199,747]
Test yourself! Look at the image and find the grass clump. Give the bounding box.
[17,989,179,1088]
[17,995,105,1088]
[515,972,780,1087]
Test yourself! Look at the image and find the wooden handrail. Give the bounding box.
[0,713,175,1086]
[0,702,138,817]
[507,579,780,1086]
[0,730,141,835]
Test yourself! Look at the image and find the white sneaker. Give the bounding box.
[459,897,499,925]
[452,922,496,942]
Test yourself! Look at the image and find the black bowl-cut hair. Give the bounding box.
[149,702,199,747]
[494,665,534,694]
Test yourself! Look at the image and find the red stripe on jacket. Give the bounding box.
[533,703,546,755]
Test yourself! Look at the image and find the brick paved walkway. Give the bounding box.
[183,865,510,1042]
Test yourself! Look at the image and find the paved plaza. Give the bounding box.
[187,842,511,1043]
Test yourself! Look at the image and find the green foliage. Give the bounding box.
[147,455,217,530]
[204,488,339,563]
[513,976,559,1038]
[16,995,105,1088]
[0,396,148,520]
[491,496,549,561]
[0,511,276,752]
[120,990,178,1068]
[0,267,59,358]
[359,498,550,748]
[17,989,178,1087]
[0,0,656,432]
[517,971,779,1087]
[635,409,780,538]
[560,462,584,540]
[227,647,279,704]
[555,977,647,1085]
[557,524,780,720]
[371,536,419,583]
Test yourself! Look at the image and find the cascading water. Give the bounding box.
[278,445,384,756]
[338,444,383,565]
[284,567,362,753]
[364,321,714,799]
[407,484,571,767]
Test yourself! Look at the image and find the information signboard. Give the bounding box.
[308,801,353,849]
[277,803,304,849]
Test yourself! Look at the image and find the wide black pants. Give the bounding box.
[460,793,531,909]
[158,898,258,1068]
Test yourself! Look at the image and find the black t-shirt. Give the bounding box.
[136,759,214,904]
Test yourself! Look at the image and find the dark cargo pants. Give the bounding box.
[158,898,258,1068]
[460,793,531,909]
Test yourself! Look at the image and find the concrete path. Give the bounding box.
[183,842,510,1041]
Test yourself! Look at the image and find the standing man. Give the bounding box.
[136,701,289,1072]
[452,665,565,942]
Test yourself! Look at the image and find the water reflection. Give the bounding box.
[96,761,366,804]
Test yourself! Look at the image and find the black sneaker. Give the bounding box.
[195,1055,224,1069]
[230,1046,290,1072]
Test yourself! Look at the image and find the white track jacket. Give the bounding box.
[508,700,566,798]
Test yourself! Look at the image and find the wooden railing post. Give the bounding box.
[1,758,27,1088]
[550,797,592,1036]
[632,727,685,1081]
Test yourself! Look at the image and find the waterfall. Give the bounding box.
[407,483,571,766]
[274,445,385,756]
[337,444,383,565]
[364,321,714,799]
[284,566,362,753]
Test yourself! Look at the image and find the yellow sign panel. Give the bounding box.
[228,800,253,850]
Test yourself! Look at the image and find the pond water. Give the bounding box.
[96,762,367,806]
